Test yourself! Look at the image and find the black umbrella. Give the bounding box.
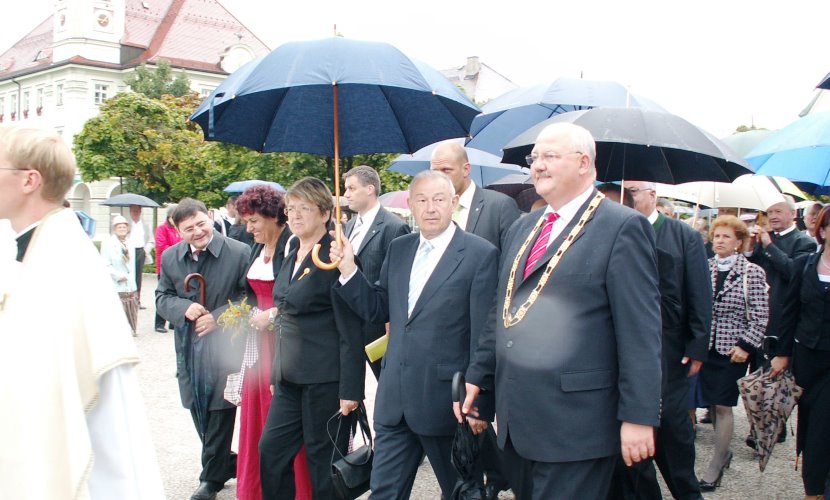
[100,193,160,208]
[502,108,754,184]
[451,372,485,500]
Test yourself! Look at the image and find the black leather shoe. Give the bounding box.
[190,481,219,500]
[155,327,167,333]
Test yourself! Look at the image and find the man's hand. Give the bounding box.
[330,225,357,277]
[467,417,488,435]
[682,357,703,377]
[770,356,790,378]
[194,313,217,337]
[620,422,655,467]
[185,302,208,321]
[340,399,360,416]
[453,383,481,423]
[759,228,773,248]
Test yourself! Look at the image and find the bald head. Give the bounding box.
[622,180,657,217]
[430,140,471,195]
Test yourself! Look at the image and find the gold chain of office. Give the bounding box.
[502,192,605,328]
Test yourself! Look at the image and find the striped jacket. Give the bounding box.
[709,254,769,355]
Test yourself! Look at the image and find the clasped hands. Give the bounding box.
[249,307,277,331]
[185,302,216,337]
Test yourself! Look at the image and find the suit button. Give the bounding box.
[405,326,411,333]
[506,340,513,348]
[510,307,517,315]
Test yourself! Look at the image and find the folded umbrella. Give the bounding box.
[451,372,485,500]
[738,368,803,472]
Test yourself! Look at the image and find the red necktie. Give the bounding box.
[523,212,559,279]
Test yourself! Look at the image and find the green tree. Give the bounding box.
[125,59,192,99]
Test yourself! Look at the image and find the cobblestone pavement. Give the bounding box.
[134,274,805,499]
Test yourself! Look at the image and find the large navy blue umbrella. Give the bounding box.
[502,107,753,184]
[388,138,526,187]
[191,37,479,268]
[746,112,830,194]
[465,77,664,155]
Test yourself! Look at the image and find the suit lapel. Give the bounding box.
[396,237,419,320]
[344,217,356,239]
[357,209,384,255]
[465,188,485,232]
[408,231,464,323]
[520,194,598,284]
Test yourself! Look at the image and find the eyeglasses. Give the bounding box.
[284,205,315,216]
[524,151,582,167]
[627,187,655,195]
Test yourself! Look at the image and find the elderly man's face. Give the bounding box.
[766,202,794,232]
[408,176,457,239]
[530,132,588,208]
[623,181,657,217]
[0,150,26,222]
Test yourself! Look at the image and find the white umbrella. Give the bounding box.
[656,175,786,211]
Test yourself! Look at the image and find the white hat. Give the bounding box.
[111,214,129,227]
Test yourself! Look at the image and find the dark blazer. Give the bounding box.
[156,233,250,410]
[480,193,662,463]
[335,228,499,436]
[243,227,292,308]
[653,214,712,381]
[708,254,769,355]
[465,185,521,252]
[344,206,411,342]
[749,228,815,355]
[270,232,365,401]
[782,253,830,353]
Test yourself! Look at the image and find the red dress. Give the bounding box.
[237,278,312,500]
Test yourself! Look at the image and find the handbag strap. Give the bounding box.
[327,402,373,466]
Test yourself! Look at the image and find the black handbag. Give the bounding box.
[327,403,373,500]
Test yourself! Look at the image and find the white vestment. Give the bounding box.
[0,209,164,499]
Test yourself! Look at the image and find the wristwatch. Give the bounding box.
[268,307,277,323]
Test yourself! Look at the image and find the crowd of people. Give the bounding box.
[2,121,829,500]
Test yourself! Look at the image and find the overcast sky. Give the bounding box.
[2,0,828,139]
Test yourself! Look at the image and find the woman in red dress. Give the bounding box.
[236,186,311,500]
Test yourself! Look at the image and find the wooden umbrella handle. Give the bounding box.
[313,82,342,271]
[184,273,207,306]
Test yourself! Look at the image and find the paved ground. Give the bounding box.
[133,274,806,499]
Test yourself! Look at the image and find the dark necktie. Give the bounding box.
[524,212,559,279]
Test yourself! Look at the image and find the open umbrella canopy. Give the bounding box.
[720,129,773,157]
[502,108,753,184]
[389,138,526,187]
[190,37,480,157]
[378,190,410,209]
[465,77,664,156]
[101,193,160,208]
[746,112,830,193]
[817,70,830,90]
[655,175,786,211]
[224,179,285,193]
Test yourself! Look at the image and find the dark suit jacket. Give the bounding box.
[480,193,662,463]
[653,214,712,382]
[344,206,411,342]
[335,229,499,436]
[155,233,250,410]
[782,253,830,353]
[270,232,365,401]
[749,228,815,355]
[465,185,521,253]
[244,227,292,308]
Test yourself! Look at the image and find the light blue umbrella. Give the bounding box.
[465,77,665,155]
[746,112,830,193]
[389,139,526,187]
[223,179,285,193]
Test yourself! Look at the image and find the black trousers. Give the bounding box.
[609,377,702,500]
[369,417,458,500]
[189,407,237,485]
[134,247,145,301]
[502,434,616,500]
[259,381,346,500]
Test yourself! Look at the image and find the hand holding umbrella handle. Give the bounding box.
[312,224,342,270]
[184,273,207,306]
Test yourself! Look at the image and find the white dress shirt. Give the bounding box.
[350,202,380,252]
[455,182,476,230]
[540,186,595,249]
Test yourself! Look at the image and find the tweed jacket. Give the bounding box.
[709,254,770,355]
